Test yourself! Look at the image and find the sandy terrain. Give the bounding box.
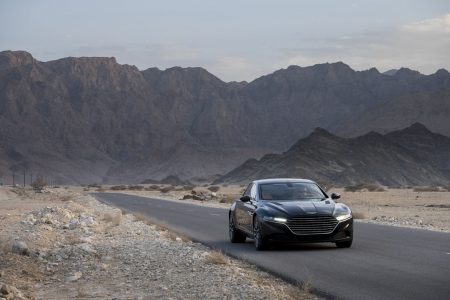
[0,186,316,300]
[96,184,450,233]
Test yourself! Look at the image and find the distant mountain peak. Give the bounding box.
[0,50,35,69]
[383,69,398,76]
[308,127,338,139]
[433,68,450,77]
[404,122,432,133]
[395,67,423,78]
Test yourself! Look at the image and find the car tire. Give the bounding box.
[335,239,353,248]
[229,214,246,243]
[253,217,268,251]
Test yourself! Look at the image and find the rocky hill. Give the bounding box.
[216,124,450,186]
[0,50,449,184]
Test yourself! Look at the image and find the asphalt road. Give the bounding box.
[94,193,450,300]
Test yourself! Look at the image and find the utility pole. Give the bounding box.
[30,170,33,185]
[12,170,15,186]
[23,169,26,187]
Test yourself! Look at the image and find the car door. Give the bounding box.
[241,183,258,232]
[235,183,252,231]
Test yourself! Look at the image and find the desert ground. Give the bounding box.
[0,186,316,300]
[1,183,449,299]
[100,184,450,232]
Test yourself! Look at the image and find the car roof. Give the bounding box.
[252,178,316,185]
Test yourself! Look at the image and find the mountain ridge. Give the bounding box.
[1,50,449,184]
[216,123,450,186]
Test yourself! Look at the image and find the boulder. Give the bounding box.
[11,241,29,256]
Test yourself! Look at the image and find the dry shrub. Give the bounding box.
[31,177,47,191]
[285,278,313,299]
[145,184,160,191]
[207,185,220,193]
[110,185,127,191]
[344,183,385,192]
[219,195,237,204]
[206,250,229,265]
[159,185,174,193]
[352,211,366,219]
[60,194,74,202]
[128,185,144,191]
[102,211,122,226]
[413,186,440,192]
[10,188,28,197]
[66,234,81,245]
[133,213,150,224]
[88,183,101,188]
[96,188,106,192]
[442,186,450,192]
[67,202,86,214]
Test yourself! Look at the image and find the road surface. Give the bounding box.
[93,193,450,300]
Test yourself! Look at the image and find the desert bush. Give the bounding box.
[128,185,144,191]
[159,185,174,193]
[60,194,74,202]
[182,185,195,191]
[102,211,122,226]
[10,187,28,197]
[207,185,220,193]
[413,186,440,192]
[31,177,47,191]
[206,250,229,265]
[442,186,450,192]
[219,195,237,204]
[144,184,159,191]
[88,183,101,188]
[110,185,127,191]
[344,183,385,192]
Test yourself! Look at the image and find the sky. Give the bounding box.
[1,0,449,81]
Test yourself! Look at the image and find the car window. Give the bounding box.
[243,183,253,196]
[250,184,257,199]
[259,182,325,201]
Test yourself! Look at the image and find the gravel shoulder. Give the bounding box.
[0,186,316,300]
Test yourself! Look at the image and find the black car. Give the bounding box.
[228,178,353,250]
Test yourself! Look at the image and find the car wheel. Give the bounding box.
[253,217,268,251]
[229,214,246,243]
[335,239,353,248]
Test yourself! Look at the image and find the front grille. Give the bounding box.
[285,216,338,235]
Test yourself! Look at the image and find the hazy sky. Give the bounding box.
[1,0,449,81]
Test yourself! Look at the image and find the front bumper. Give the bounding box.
[260,217,353,243]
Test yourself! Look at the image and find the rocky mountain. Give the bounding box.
[0,50,449,184]
[215,124,450,186]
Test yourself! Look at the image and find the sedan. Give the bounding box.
[228,178,353,250]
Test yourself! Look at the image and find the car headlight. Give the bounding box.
[263,216,287,223]
[333,204,352,221]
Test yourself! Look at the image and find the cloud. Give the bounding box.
[31,14,450,82]
[278,14,450,74]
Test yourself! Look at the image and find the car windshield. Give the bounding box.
[259,182,325,201]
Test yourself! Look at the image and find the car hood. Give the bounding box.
[262,199,335,217]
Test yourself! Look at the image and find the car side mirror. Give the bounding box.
[331,193,341,200]
[240,195,251,202]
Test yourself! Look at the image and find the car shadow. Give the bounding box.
[241,239,337,251]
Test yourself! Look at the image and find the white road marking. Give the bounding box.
[210,213,220,216]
